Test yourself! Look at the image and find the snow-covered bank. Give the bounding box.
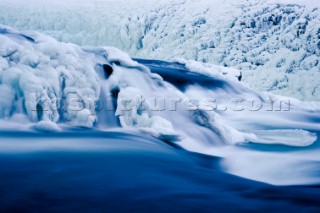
[0,0,319,101]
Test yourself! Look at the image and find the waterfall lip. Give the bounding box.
[0,127,187,154]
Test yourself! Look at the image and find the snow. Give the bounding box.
[1,0,319,101]
[34,120,62,132]
[268,0,320,8]
[0,25,179,138]
[173,58,242,82]
[0,24,100,128]
[115,87,179,140]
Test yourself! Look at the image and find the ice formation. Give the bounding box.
[0,24,319,150]
[0,26,100,128]
[0,0,319,101]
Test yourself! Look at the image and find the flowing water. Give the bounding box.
[0,131,320,212]
[0,33,320,211]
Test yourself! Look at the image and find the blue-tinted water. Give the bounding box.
[0,58,319,212]
[0,131,320,212]
[134,58,262,101]
[133,58,228,91]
